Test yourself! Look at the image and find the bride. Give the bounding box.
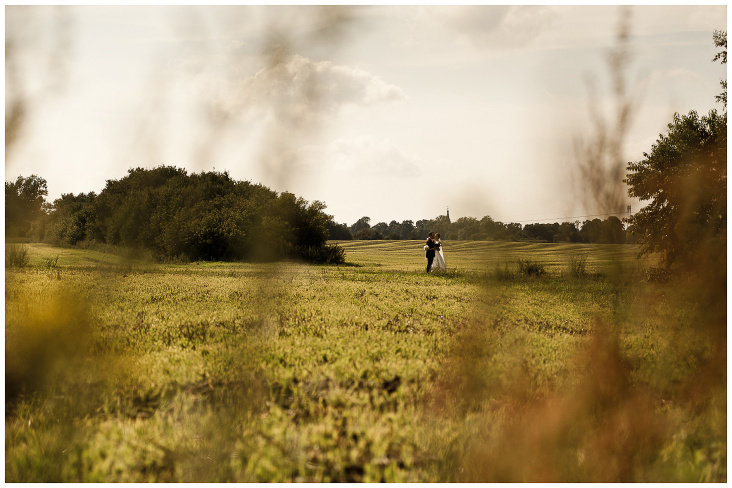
[432,233,447,272]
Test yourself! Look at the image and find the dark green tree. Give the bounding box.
[410,219,434,239]
[600,216,626,244]
[42,165,344,264]
[46,192,97,245]
[350,216,371,234]
[326,221,353,240]
[397,220,415,240]
[5,174,48,238]
[431,214,451,237]
[624,109,726,267]
[579,219,603,243]
[554,221,581,243]
[454,216,480,240]
[372,222,389,237]
[713,30,726,109]
[624,31,727,268]
[353,228,383,240]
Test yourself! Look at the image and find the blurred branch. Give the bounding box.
[574,6,639,215]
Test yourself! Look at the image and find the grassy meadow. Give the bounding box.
[5,240,726,482]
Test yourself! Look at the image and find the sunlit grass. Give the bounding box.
[5,241,724,482]
[334,239,656,276]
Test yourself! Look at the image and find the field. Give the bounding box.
[5,240,726,482]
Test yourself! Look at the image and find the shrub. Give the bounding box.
[294,243,346,265]
[6,244,30,268]
[517,259,546,277]
[567,253,589,278]
[491,263,516,281]
[44,255,60,269]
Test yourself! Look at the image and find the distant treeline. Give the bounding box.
[7,167,630,266]
[328,214,630,244]
[6,167,345,263]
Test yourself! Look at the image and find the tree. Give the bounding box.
[353,228,383,240]
[42,166,343,263]
[713,30,726,109]
[432,214,451,237]
[398,220,415,240]
[326,221,352,240]
[624,109,726,267]
[372,222,389,237]
[624,31,727,268]
[600,216,626,244]
[453,216,480,240]
[46,192,97,245]
[5,174,48,238]
[523,223,558,242]
[554,221,580,243]
[350,216,371,234]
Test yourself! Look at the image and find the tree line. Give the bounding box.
[7,164,631,268]
[6,32,726,271]
[6,166,345,264]
[327,214,629,244]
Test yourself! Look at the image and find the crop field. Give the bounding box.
[5,241,726,482]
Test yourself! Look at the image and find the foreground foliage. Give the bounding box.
[5,241,725,482]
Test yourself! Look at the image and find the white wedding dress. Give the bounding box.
[432,242,446,272]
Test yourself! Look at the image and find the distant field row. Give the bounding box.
[332,240,655,274]
[10,240,653,275]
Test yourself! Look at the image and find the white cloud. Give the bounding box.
[185,53,408,186]
[201,54,405,126]
[298,135,422,178]
[665,68,706,86]
[421,5,555,50]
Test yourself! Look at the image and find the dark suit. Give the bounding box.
[425,237,436,273]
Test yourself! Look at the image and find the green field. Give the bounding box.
[5,241,725,482]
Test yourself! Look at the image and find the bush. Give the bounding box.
[517,259,546,277]
[43,167,338,264]
[567,253,589,278]
[491,263,516,281]
[6,244,30,268]
[44,255,60,269]
[294,244,346,265]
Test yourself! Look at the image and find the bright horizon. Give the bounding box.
[5,5,727,227]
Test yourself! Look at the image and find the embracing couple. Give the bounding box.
[424,232,446,273]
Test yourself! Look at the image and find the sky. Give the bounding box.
[5,5,728,227]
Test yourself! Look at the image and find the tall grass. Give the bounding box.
[4,7,725,482]
[5,241,724,482]
[5,243,30,268]
[566,252,589,278]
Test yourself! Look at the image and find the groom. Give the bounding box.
[425,232,437,273]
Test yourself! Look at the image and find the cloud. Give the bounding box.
[421,5,555,50]
[201,54,405,126]
[298,135,422,178]
[637,67,708,105]
[665,68,706,86]
[254,54,403,110]
[187,52,407,185]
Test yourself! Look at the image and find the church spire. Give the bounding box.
[446,206,451,223]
